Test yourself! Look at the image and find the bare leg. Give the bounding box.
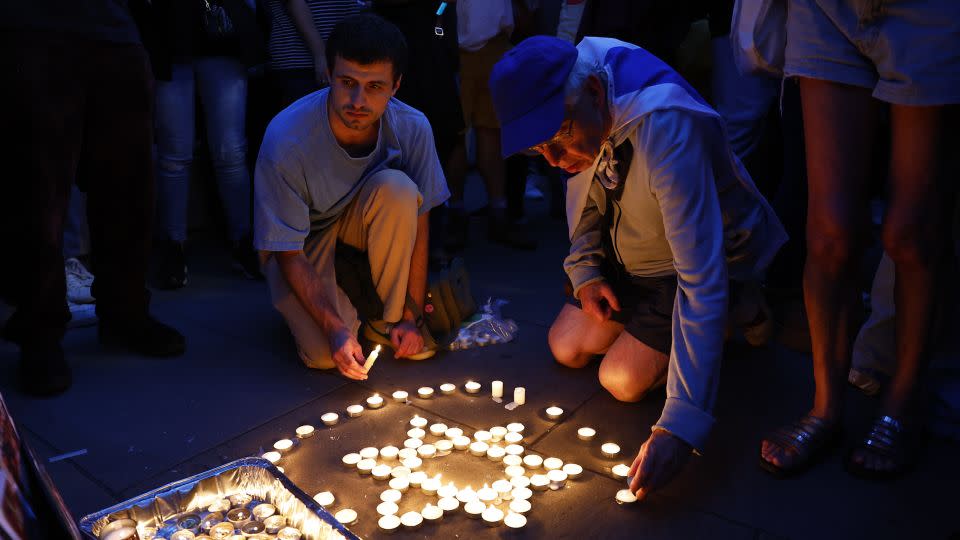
[598,332,669,402]
[475,126,506,203]
[548,304,623,368]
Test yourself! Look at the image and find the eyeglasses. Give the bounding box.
[524,119,575,156]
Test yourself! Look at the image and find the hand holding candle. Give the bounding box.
[329,328,367,380]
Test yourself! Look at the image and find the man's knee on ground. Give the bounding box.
[298,347,335,370]
[599,359,654,403]
[367,170,420,208]
[548,324,592,368]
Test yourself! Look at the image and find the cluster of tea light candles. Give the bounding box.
[259,377,638,532]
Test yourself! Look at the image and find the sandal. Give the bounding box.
[844,415,917,481]
[759,414,841,478]
[363,295,439,361]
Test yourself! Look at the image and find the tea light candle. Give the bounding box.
[392,390,408,402]
[510,475,531,488]
[507,422,525,433]
[359,446,379,460]
[402,456,423,470]
[456,486,478,503]
[372,464,392,480]
[437,481,458,499]
[277,527,303,540]
[417,444,436,459]
[403,438,423,450]
[444,427,464,439]
[522,454,543,469]
[429,423,448,437]
[377,501,399,516]
[489,426,508,441]
[453,435,471,450]
[440,383,456,394]
[503,454,523,467]
[422,504,443,523]
[486,445,506,461]
[482,505,504,527]
[400,511,423,530]
[253,503,276,520]
[210,522,236,538]
[505,444,525,456]
[563,463,584,479]
[438,497,459,513]
[544,457,564,471]
[493,479,513,500]
[390,466,411,480]
[504,511,527,529]
[341,453,361,467]
[464,380,481,394]
[504,432,523,444]
[226,507,251,522]
[477,484,498,504]
[435,439,453,454]
[334,508,358,525]
[616,489,638,504]
[363,344,381,371]
[398,448,417,460]
[378,515,400,533]
[469,441,489,456]
[389,476,410,492]
[509,499,532,515]
[380,446,399,461]
[491,380,503,398]
[473,430,492,443]
[504,465,526,478]
[547,469,568,489]
[322,413,339,426]
[263,451,282,464]
[611,464,630,478]
[313,491,335,506]
[601,443,621,458]
[209,498,232,512]
[178,513,201,531]
[357,458,377,475]
[295,425,315,439]
[417,386,434,399]
[421,475,441,496]
[380,489,403,503]
[273,439,294,453]
[511,486,533,501]
[407,427,426,439]
[409,415,428,428]
[577,427,596,441]
[241,521,266,535]
[366,394,384,409]
[408,471,428,487]
[530,474,549,491]
[513,387,526,405]
[346,404,364,417]
[464,500,485,519]
[170,531,195,540]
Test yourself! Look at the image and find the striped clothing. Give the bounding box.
[265,0,361,71]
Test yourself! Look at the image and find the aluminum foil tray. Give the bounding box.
[78,457,360,540]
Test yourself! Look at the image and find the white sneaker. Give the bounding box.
[65,257,95,304]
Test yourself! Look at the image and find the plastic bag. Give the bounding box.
[448,298,518,350]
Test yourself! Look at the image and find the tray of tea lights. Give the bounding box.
[78,457,360,540]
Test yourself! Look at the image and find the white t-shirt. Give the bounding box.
[457,0,514,52]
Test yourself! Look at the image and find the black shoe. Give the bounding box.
[232,235,264,280]
[489,211,538,251]
[445,208,468,252]
[99,316,185,357]
[19,342,71,397]
[156,239,188,290]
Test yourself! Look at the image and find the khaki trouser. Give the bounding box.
[265,169,422,369]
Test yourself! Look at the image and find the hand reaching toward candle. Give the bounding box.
[328,327,368,380]
[627,429,692,501]
[579,280,621,322]
[390,320,423,359]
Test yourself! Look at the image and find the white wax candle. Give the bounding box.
[402,456,423,470]
[486,445,506,461]
[389,476,410,492]
[277,466,285,473]
[253,503,277,520]
[547,469,568,489]
[262,451,281,464]
[379,446,399,461]
[444,427,464,439]
[504,431,523,444]
[277,527,302,540]
[545,406,564,420]
[321,412,339,426]
[357,458,376,474]
[473,430,492,443]
[429,423,448,437]
[464,500,485,518]
[440,383,456,394]
[510,475,531,489]
[506,422,525,433]
[435,439,453,454]
[511,486,533,501]
[509,499,531,515]
[372,464,392,480]
[577,427,596,441]
[491,380,504,398]
[334,508,358,525]
[489,426,508,441]
[503,454,523,467]
[616,489,638,504]
[422,504,443,522]
[504,465,526,478]
[380,489,402,503]
[601,443,621,457]
[392,390,408,402]
[403,438,423,450]
[417,386,434,399]
[313,491,335,506]
[359,447,379,459]
[409,415,428,428]
[544,457,564,471]
[505,444,525,456]
[437,482,458,499]
[513,387,526,405]
[377,501,399,516]
[453,435,471,450]
[464,380,481,394]
[390,466,411,480]
[346,404,364,417]
[296,425,315,438]
[398,448,417,460]
[469,441,489,456]
[477,484,497,504]
[438,497,459,512]
[504,511,527,529]
[482,505,504,527]
[417,444,436,459]
[378,514,400,532]
[522,454,543,469]
[493,479,513,499]
[563,463,584,479]
[273,439,294,453]
[407,427,426,439]
[341,453,361,467]
[366,394,384,409]
[408,471,428,487]
[456,486,478,503]
[530,474,549,491]
[611,464,630,478]
[363,344,381,371]
[421,476,440,495]
[400,511,423,530]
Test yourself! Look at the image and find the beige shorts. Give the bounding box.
[459,33,512,129]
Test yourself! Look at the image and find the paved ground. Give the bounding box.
[1,195,958,540]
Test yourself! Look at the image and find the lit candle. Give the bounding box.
[380,489,403,503]
[366,394,384,409]
[522,454,543,469]
[511,486,533,501]
[390,466,411,480]
[504,431,523,444]
[262,451,282,464]
[601,443,621,458]
[440,383,456,395]
[377,501,399,516]
[509,499,531,515]
[577,427,596,441]
[473,430,492,443]
[273,439,294,453]
[170,531,193,540]
[545,406,564,420]
[464,380,481,394]
[563,463,584,479]
[504,465,526,478]
[378,514,400,533]
[210,521,237,538]
[321,412,339,426]
[486,445,506,461]
[530,474,549,491]
[456,486,478,503]
[445,427,464,439]
[435,439,453,454]
[313,491,335,506]
[407,427,426,439]
[504,511,527,529]
[453,435,471,450]
[295,425,315,438]
[372,464,392,480]
[493,479,513,500]
[253,503,277,520]
[363,344,381,371]
[208,498,232,512]
[615,488,638,504]
[514,387,526,405]
[422,504,443,523]
[392,390,408,402]
[507,422,525,433]
[503,454,523,467]
[510,475,531,489]
[489,426,508,441]
[402,456,423,470]
[379,446,400,461]
[359,447,379,460]
[241,520,268,536]
[277,527,303,540]
[477,484,498,504]
[398,448,417,460]
[400,511,423,530]
[547,469,568,489]
[437,481,458,499]
[409,415,428,428]
[226,507,250,522]
[482,505,504,527]
[341,453,361,467]
[408,471,428,487]
[357,458,376,475]
[464,500,485,519]
[417,444,436,459]
[429,423,448,437]
[417,386,434,399]
[469,441,489,456]
[611,464,630,478]
[505,444,525,456]
[438,497,459,513]
[389,476,409,492]
[404,438,423,450]
[544,457,564,471]
[346,404,364,418]
[334,508,358,526]
[491,380,504,398]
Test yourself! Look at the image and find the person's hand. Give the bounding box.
[328,327,367,380]
[314,54,329,87]
[579,280,620,322]
[390,320,424,359]
[627,429,692,501]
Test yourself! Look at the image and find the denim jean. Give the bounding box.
[155,56,251,243]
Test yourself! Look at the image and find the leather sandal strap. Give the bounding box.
[860,415,906,457]
[769,415,835,456]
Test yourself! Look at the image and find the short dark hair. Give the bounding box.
[326,14,408,83]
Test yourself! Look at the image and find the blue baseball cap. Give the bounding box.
[490,36,578,157]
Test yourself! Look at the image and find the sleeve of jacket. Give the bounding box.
[643,111,728,452]
[563,186,606,299]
